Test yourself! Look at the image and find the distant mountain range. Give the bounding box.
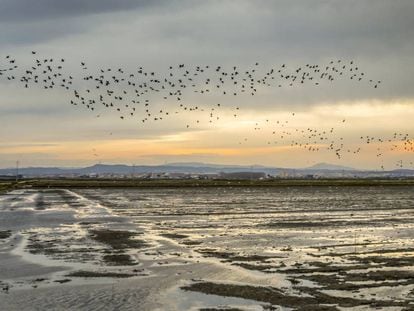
[166,162,268,169]
[0,162,413,178]
[0,163,286,176]
[304,162,356,171]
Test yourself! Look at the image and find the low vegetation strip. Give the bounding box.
[9,178,414,189]
[0,181,16,193]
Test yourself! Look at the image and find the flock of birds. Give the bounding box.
[242,118,414,169]
[1,51,413,169]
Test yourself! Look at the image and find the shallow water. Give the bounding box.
[0,186,413,310]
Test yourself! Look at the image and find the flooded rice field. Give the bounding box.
[0,186,413,310]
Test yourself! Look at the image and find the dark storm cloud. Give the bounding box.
[263,1,414,56]
[154,0,414,59]
[0,0,191,46]
[1,0,414,102]
[1,0,413,58]
[0,19,88,45]
[0,0,168,22]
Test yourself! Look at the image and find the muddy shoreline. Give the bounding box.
[1,186,413,310]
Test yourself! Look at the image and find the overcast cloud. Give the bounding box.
[1,1,413,168]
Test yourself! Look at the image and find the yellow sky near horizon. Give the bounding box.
[1,99,413,170]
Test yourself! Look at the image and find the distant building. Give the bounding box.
[219,172,267,180]
[197,173,220,180]
[150,172,172,179]
[166,173,188,179]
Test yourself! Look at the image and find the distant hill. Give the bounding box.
[0,163,285,177]
[305,162,356,171]
[0,162,413,178]
[166,162,267,169]
[166,162,243,168]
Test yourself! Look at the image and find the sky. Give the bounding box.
[1,0,414,170]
